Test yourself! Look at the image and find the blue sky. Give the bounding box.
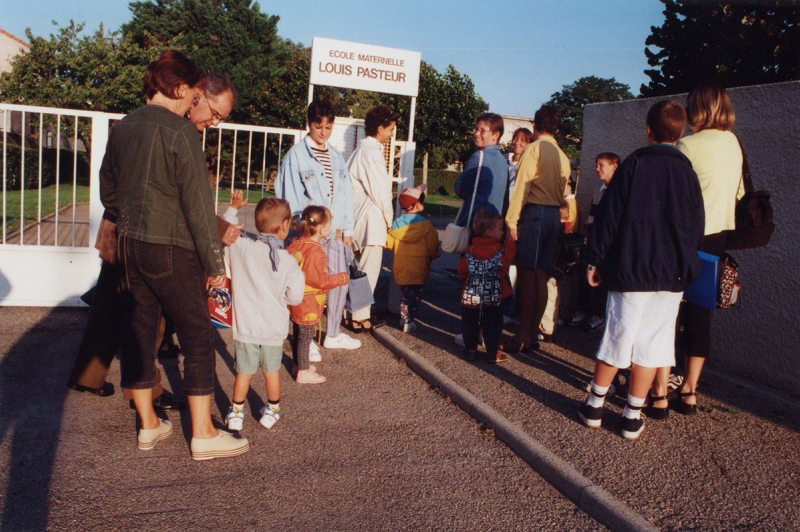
[1,0,666,118]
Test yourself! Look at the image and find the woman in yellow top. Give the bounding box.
[651,83,744,417]
[504,106,571,354]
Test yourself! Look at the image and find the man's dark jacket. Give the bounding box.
[586,144,705,293]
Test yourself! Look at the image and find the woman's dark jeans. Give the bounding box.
[121,238,215,395]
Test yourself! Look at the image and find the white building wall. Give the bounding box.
[0,29,29,74]
[578,81,800,396]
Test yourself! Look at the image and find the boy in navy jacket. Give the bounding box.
[578,100,704,440]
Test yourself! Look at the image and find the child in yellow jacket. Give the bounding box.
[386,185,441,332]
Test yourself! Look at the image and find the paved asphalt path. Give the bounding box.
[0,305,599,531]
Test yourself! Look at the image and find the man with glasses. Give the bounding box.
[188,73,235,130]
[68,73,241,409]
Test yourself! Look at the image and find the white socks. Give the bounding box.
[622,394,646,419]
[586,382,609,408]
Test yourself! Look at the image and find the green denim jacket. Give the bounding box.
[100,105,224,276]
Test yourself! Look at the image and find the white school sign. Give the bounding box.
[309,37,421,97]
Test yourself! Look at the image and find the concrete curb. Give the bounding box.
[372,327,659,532]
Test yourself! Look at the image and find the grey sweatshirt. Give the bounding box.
[223,207,305,346]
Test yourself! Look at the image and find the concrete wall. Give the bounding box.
[577,81,800,396]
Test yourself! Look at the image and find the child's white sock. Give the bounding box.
[586,381,609,408]
[622,394,646,419]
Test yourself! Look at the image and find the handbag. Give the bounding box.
[344,248,375,313]
[717,252,741,309]
[442,150,483,254]
[726,137,775,250]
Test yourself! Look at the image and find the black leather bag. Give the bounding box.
[726,138,775,250]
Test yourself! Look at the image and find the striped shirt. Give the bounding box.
[310,144,333,201]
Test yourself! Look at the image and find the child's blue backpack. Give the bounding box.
[461,249,503,308]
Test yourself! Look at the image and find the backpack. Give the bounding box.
[461,249,503,308]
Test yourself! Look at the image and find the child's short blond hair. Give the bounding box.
[255,197,291,234]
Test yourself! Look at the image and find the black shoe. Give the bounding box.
[578,403,603,428]
[518,342,540,356]
[671,391,698,416]
[465,350,478,362]
[129,391,186,411]
[68,382,115,397]
[621,416,645,440]
[642,394,670,420]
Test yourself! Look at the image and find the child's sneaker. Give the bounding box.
[578,403,603,428]
[403,321,417,333]
[621,416,645,440]
[296,369,327,384]
[259,405,281,429]
[309,341,322,362]
[226,403,245,431]
[485,352,508,364]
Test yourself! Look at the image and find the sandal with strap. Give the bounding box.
[643,394,669,420]
[671,391,698,416]
[352,318,386,332]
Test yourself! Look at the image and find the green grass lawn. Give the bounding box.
[1,184,90,236]
[213,184,275,206]
[423,194,460,217]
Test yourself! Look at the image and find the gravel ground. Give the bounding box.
[374,216,800,532]
[0,305,600,531]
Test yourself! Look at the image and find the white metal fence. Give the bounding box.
[0,103,413,306]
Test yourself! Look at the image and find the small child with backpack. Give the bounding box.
[386,185,442,333]
[287,205,350,384]
[458,209,516,363]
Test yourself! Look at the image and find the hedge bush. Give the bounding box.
[412,168,459,196]
[1,147,90,190]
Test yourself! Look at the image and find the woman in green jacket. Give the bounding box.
[100,50,248,460]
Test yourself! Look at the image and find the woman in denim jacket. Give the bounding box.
[100,51,249,459]
[276,100,361,351]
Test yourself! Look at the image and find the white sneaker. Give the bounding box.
[454,333,483,347]
[259,405,281,429]
[309,341,322,362]
[323,333,361,350]
[403,321,417,333]
[226,405,245,431]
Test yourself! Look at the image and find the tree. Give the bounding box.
[0,22,161,113]
[123,0,291,124]
[642,0,800,97]
[546,76,633,160]
[379,63,488,168]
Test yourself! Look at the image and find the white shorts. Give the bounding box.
[595,290,683,369]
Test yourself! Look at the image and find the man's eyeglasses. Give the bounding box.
[204,96,225,123]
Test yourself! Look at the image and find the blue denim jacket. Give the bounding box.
[276,136,354,237]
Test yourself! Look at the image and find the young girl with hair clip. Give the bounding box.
[286,206,350,384]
